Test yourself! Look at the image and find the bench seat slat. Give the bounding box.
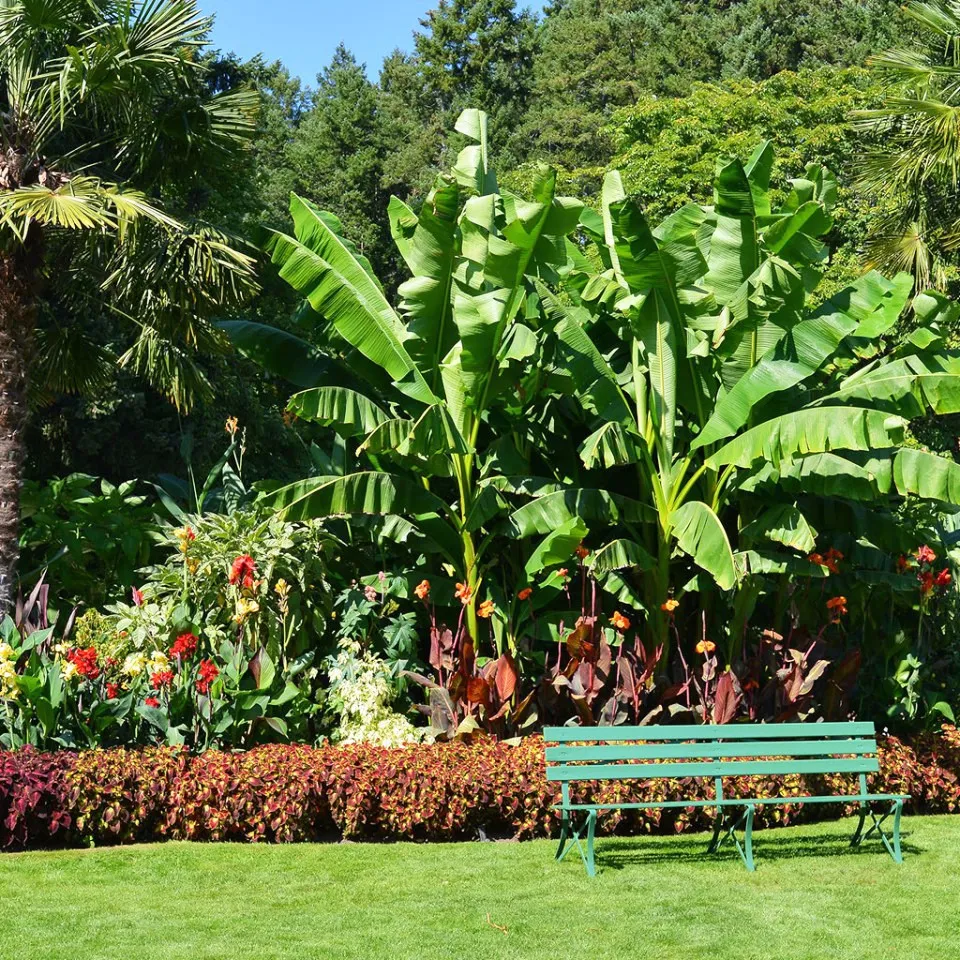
[554,793,909,811]
[543,721,875,743]
[545,739,877,763]
[547,757,879,781]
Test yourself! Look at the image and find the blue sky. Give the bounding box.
[207,0,432,84]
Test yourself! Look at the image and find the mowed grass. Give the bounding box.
[1,815,958,960]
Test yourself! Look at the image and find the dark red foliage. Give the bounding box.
[0,750,75,850]
[0,727,957,851]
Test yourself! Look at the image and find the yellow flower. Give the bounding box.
[187,558,199,575]
[225,416,239,435]
[62,662,79,682]
[233,597,260,623]
[0,642,15,661]
[274,578,290,598]
[122,653,147,676]
[148,650,169,671]
[661,598,679,613]
[695,639,717,655]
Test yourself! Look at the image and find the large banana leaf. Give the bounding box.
[819,353,960,417]
[692,279,868,450]
[508,488,655,538]
[287,386,389,438]
[548,289,634,426]
[266,196,436,405]
[894,448,960,503]
[587,538,656,575]
[579,422,641,469]
[670,500,738,590]
[740,503,818,553]
[636,289,679,463]
[707,407,907,468]
[705,157,760,303]
[738,452,887,501]
[523,518,588,580]
[217,320,340,389]
[388,178,459,377]
[261,471,454,525]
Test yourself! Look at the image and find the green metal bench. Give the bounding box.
[545,721,908,875]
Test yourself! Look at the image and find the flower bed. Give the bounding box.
[1,727,958,852]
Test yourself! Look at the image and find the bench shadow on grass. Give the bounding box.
[592,829,921,870]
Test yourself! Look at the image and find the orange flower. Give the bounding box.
[477,600,495,619]
[455,582,472,605]
[610,611,630,631]
[575,544,589,560]
[558,568,569,578]
[807,552,825,567]
[661,598,679,613]
[518,587,532,601]
[414,579,430,600]
[225,416,239,435]
[695,639,717,655]
[826,595,848,617]
[742,677,759,692]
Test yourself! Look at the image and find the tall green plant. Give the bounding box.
[240,110,585,650]
[547,143,960,661]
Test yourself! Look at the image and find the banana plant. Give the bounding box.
[547,142,960,661]
[239,110,588,650]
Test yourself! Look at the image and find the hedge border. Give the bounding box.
[1,727,957,851]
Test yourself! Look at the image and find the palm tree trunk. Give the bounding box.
[0,252,34,614]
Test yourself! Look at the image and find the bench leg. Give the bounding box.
[712,804,757,871]
[852,799,904,864]
[555,810,598,876]
[706,812,724,854]
[850,803,867,847]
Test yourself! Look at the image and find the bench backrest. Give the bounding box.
[543,721,879,784]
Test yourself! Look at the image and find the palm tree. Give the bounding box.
[855,0,960,289]
[0,0,258,611]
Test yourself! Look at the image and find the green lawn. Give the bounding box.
[1,815,958,960]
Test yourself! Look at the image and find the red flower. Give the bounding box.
[919,570,935,596]
[150,669,174,690]
[517,587,532,601]
[897,554,912,573]
[229,555,256,589]
[916,545,936,565]
[106,682,119,699]
[936,568,952,588]
[824,547,844,575]
[144,696,160,709]
[131,587,144,607]
[66,647,100,680]
[196,660,219,695]
[170,632,199,660]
